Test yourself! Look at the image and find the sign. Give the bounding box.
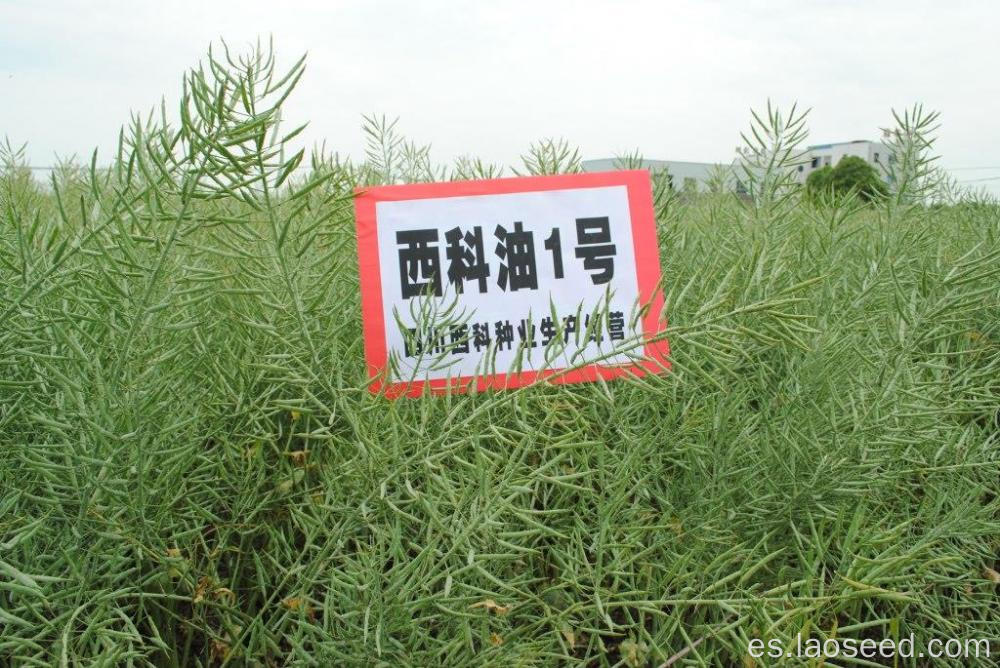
[355,170,669,396]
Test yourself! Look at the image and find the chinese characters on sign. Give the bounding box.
[396,216,616,299]
[401,312,628,358]
[355,171,669,396]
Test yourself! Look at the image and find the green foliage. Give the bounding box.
[884,104,942,207]
[807,155,887,203]
[515,137,581,176]
[805,163,834,195]
[737,100,810,223]
[2,43,1000,666]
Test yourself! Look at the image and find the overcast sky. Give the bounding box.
[3,1,999,193]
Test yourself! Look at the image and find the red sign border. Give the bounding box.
[355,170,669,397]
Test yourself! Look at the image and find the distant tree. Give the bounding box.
[806,156,887,203]
[831,156,887,201]
[805,165,834,197]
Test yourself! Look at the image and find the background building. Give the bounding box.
[795,139,892,183]
[581,158,729,192]
[584,138,893,192]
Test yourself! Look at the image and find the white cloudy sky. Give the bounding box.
[2,0,999,192]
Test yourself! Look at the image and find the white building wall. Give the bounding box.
[795,140,891,183]
[585,140,892,192]
[581,158,728,193]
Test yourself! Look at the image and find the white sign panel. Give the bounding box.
[355,171,668,396]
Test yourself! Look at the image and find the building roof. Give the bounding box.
[581,158,727,169]
[808,140,878,150]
